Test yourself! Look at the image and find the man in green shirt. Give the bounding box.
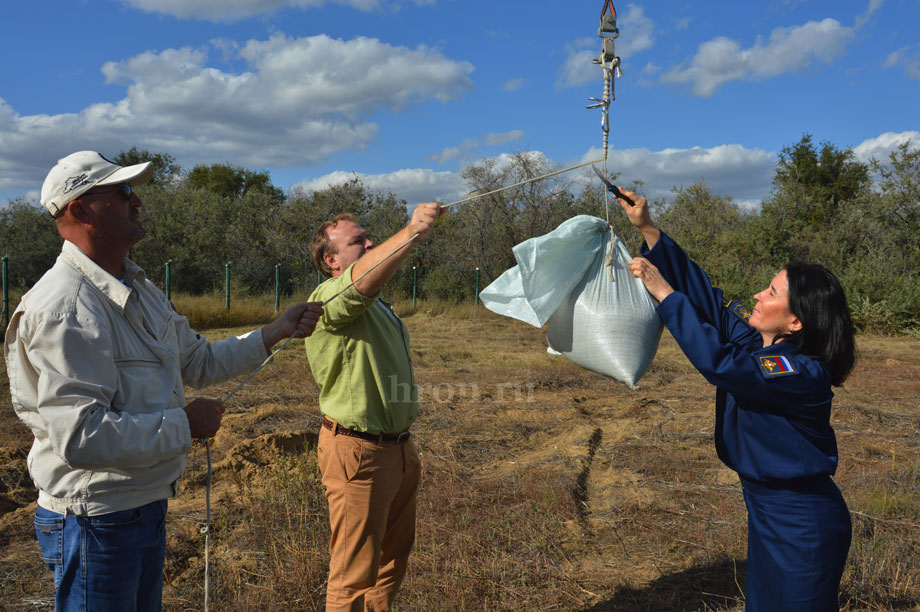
[305,202,442,612]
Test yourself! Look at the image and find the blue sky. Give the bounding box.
[1,0,918,209]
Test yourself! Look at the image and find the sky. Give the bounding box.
[1,0,918,210]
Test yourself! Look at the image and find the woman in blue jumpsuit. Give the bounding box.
[614,188,855,611]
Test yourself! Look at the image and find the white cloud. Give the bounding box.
[662,19,854,97]
[855,0,885,29]
[557,4,655,88]
[882,44,920,81]
[294,167,466,207]
[578,143,776,204]
[502,78,526,92]
[431,146,462,163]
[0,35,473,196]
[883,47,905,68]
[426,130,524,164]
[117,0,434,21]
[482,130,525,146]
[852,131,920,163]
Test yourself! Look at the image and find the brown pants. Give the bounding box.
[317,421,421,612]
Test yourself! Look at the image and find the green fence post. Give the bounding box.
[225,263,231,311]
[2,255,8,331]
[165,260,172,301]
[412,266,417,310]
[275,263,281,313]
[475,267,480,306]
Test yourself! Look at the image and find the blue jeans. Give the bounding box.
[34,500,168,612]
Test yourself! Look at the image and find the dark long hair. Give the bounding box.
[774,262,855,386]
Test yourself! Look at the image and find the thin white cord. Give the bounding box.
[222,333,301,405]
[202,440,212,612]
[443,157,603,210]
[322,157,604,306]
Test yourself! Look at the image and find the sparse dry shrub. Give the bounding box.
[841,514,920,610]
[164,449,330,611]
[406,458,583,611]
[171,293,281,330]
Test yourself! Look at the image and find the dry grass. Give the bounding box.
[1,302,918,611]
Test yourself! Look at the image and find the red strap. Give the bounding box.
[600,0,617,21]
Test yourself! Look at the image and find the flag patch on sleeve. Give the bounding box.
[732,302,752,322]
[759,355,797,377]
[723,298,752,323]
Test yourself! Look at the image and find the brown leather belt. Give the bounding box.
[322,417,410,444]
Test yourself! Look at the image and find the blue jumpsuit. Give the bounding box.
[642,232,851,611]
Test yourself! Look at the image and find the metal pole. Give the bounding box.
[225,263,230,311]
[165,260,172,300]
[2,255,8,331]
[316,269,321,288]
[475,267,480,306]
[275,264,281,313]
[412,266,417,310]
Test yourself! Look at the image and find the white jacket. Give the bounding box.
[4,241,267,516]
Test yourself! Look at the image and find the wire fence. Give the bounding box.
[1,255,485,332]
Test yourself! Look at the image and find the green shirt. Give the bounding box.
[304,263,417,434]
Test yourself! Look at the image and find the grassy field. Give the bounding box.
[1,299,918,611]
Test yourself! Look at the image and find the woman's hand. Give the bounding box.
[616,188,659,249]
[629,257,674,303]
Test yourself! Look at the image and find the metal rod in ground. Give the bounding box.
[165,260,172,301]
[274,264,281,313]
[475,267,480,305]
[2,255,8,331]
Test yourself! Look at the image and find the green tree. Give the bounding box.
[446,152,584,284]
[114,147,182,186]
[131,180,286,294]
[872,141,920,271]
[270,177,410,295]
[187,163,285,205]
[0,200,61,288]
[771,134,870,224]
[759,135,870,262]
[655,182,764,301]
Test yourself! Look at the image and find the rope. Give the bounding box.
[202,440,212,612]
[590,1,623,275]
[222,333,302,405]
[442,157,603,209]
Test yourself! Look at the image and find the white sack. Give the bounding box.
[480,215,662,388]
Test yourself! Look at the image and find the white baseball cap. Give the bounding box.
[40,151,155,216]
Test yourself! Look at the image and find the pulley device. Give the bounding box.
[588,0,623,161]
[587,0,626,222]
[598,0,622,71]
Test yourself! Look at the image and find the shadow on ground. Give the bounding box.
[581,557,747,612]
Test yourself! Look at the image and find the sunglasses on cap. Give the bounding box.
[83,182,133,201]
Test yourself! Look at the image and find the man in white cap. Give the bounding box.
[4,151,323,611]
